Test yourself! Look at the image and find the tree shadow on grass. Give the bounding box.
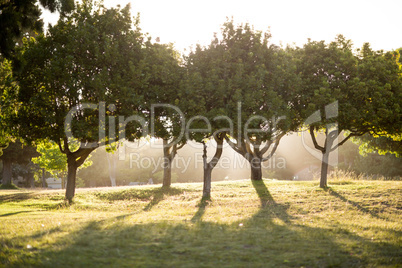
[7,214,400,268]
[0,192,69,212]
[94,186,188,212]
[191,197,211,222]
[143,187,187,211]
[0,211,32,217]
[326,187,384,220]
[0,192,38,203]
[251,179,292,223]
[251,179,275,207]
[4,181,401,267]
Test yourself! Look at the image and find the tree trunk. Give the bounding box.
[28,172,35,188]
[1,159,12,185]
[162,156,172,188]
[320,150,330,188]
[41,169,47,188]
[203,165,212,198]
[202,142,211,198]
[201,134,224,199]
[250,157,262,181]
[65,156,78,203]
[319,131,337,188]
[162,139,180,188]
[107,151,117,187]
[310,127,338,189]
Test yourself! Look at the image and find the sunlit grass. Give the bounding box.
[0,179,401,267]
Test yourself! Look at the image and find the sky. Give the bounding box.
[41,0,402,54]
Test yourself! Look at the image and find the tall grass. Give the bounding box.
[315,168,401,183]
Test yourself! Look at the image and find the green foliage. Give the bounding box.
[184,19,300,182]
[354,134,401,157]
[0,57,18,155]
[143,42,184,140]
[293,36,402,186]
[32,141,67,175]
[15,1,146,145]
[355,44,402,136]
[32,140,92,175]
[9,0,152,199]
[185,20,298,141]
[0,140,38,166]
[294,37,401,135]
[0,0,74,58]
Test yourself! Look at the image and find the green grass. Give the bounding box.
[0,179,401,267]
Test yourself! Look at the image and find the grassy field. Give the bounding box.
[0,179,401,267]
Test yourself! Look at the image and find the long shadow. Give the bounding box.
[4,181,401,267]
[143,187,185,211]
[251,179,292,224]
[9,213,400,268]
[94,186,186,212]
[191,197,210,222]
[0,192,37,203]
[327,187,384,220]
[251,179,275,207]
[0,211,32,217]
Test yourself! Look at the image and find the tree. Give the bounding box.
[14,1,147,202]
[184,40,228,198]
[0,57,16,156]
[200,135,225,198]
[32,140,92,188]
[142,42,186,188]
[0,140,38,186]
[186,20,299,186]
[32,141,66,176]
[221,24,299,181]
[294,36,402,188]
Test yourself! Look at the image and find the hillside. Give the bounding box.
[0,179,401,267]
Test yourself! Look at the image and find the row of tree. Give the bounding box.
[1,1,401,202]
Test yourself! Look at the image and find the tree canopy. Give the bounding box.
[0,0,74,58]
[293,36,402,187]
[186,20,299,185]
[142,41,185,187]
[13,1,147,201]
